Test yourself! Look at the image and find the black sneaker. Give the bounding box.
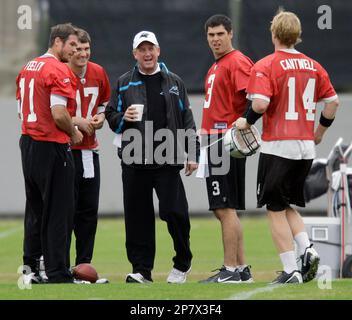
[126,273,152,284]
[199,266,241,283]
[239,265,254,283]
[271,270,302,284]
[300,244,320,283]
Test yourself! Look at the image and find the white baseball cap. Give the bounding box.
[133,31,159,49]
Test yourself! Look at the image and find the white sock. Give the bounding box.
[237,265,247,271]
[279,251,298,274]
[224,265,236,272]
[294,232,310,256]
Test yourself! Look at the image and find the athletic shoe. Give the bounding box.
[22,272,47,285]
[300,244,320,283]
[95,278,109,284]
[38,256,48,283]
[167,266,191,284]
[199,266,241,283]
[239,265,254,283]
[270,270,303,284]
[73,279,91,284]
[126,273,152,284]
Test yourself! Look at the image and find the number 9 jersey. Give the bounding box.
[246,49,338,141]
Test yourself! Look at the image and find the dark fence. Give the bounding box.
[44,0,229,91]
[42,0,352,92]
[239,0,352,91]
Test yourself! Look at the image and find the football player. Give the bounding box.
[68,29,111,267]
[236,10,339,284]
[16,23,82,284]
[199,14,254,283]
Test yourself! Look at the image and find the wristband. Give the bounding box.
[246,106,263,125]
[97,105,106,114]
[242,100,252,117]
[319,113,334,127]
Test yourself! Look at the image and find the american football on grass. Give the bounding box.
[72,263,98,283]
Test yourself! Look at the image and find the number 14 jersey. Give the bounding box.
[246,49,337,141]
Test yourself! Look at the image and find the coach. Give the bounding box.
[105,31,199,284]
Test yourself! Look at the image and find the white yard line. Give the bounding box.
[0,227,22,239]
[228,284,282,300]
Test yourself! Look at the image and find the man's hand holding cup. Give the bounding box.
[124,104,144,122]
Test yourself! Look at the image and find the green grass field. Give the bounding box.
[0,217,351,300]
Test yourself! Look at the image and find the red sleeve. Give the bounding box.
[45,64,76,100]
[66,94,76,117]
[15,73,21,100]
[246,60,273,98]
[232,56,253,92]
[316,64,337,101]
[98,68,111,105]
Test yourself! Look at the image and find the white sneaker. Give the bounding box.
[73,279,91,284]
[69,264,91,284]
[23,272,46,285]
[126,273,152,283]
[38,255,48,282]
[22,272,37,285]
[95,278,109,284]
[167,267,191,284]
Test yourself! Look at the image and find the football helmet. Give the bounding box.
[223,125,261,158]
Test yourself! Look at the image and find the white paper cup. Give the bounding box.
[132,104,144,121]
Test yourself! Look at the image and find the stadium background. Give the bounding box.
[1,0,351,216]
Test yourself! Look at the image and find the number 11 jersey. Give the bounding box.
[16,54,77,144]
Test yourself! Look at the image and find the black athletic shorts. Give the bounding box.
[257,153,313,212]
[204,134,246,211]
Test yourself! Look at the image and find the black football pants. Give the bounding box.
[122,165,192,280]
[20,135,74,283]
[72,150,100,265]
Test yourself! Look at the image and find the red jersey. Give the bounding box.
[16,54,77,143]
[201,50,253,134]
[69,62,111,150]
[246,50,337,141]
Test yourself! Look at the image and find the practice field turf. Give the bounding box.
[0,217,351,300]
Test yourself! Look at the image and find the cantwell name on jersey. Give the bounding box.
[280,58,317,72]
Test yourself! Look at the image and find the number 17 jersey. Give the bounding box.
[69,61,111,150]
[246,49,337,141]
